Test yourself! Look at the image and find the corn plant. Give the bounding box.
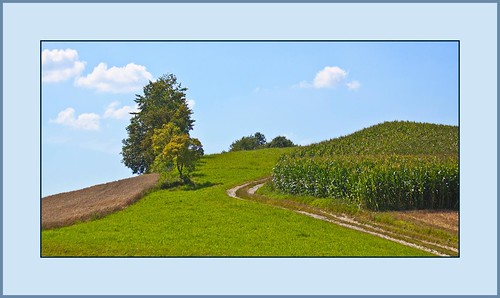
[273,155,458,211]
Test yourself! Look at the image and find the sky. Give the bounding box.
[41,41,459,196]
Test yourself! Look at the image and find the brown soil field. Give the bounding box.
[392,210,458,233]
[42,173,159,230]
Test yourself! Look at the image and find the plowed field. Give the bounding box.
[42,173,159,230]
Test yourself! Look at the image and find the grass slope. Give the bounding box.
[42,148,432,256]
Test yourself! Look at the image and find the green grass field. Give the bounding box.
[42,148,433,256]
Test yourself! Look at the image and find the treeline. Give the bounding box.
[228,132,295,152]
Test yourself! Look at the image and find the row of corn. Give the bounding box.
[272,155,459,211]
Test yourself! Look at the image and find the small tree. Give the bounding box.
[151,123,203,184]
[229,132,267,152]
[228,132,295,151]
[254,132,266,146]
[267,136,295,148]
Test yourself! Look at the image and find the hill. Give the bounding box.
[291,121,458,158]
[273,121,459,211]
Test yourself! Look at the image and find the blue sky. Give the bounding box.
[42,41,458,196]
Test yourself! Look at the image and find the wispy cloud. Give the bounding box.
[187,99,196,109]
[79,139,122,155]
[46,135,120,155]
[50,108,100,131]
[42,49,85,83]
[103,101,139,119]
[297,81,312,88]
[75,62,153,93]
[346,80,361,90]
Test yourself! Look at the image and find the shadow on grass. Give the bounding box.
[183,181,223,191]
[160,180,222,191]
[190,171,206,178]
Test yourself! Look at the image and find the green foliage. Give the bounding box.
[121,74,195,174]
[254,132,266,146]
[229,132,266,151]
[272,121,459,211]
[267,136,295,148]
[229,132,295,151]
[151,123,204,184]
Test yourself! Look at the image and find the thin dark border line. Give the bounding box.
[0,2,3,295]
[41,255,448,258]
[40,39,461,259]
[41,39,461,42]
[457,40,461,258]
[7,0,500,3]
[40,40,43,257]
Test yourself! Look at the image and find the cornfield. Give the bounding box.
[272,121,459,211]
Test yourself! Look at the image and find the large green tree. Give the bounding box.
[121,74,198,175]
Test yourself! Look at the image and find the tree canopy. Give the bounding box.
[121,74,203,183]
[229,132,265,152]
[151,123,203,183]
[229,133,295,152]
[267,136,296,148]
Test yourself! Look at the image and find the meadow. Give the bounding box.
[42,148,433,257]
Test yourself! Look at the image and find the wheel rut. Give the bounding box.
[227,178,456,257]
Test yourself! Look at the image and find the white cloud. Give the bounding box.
[75,62,153,93]
[103,101,139,119]
[42,49,85,82]
[299,66,361,91]
[187,99,196,109]
[346,80,361,90]
[313,66,348,88]
[50,108,100,131]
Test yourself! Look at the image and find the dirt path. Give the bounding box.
[42,173,159,230]
[227,181,253,199]
[227,179,457,257]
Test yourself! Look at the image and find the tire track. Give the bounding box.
[227,179,453,257]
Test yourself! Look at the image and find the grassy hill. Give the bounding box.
[42,148,432,257]
[272,121,459,211]
[291,121,458,158]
